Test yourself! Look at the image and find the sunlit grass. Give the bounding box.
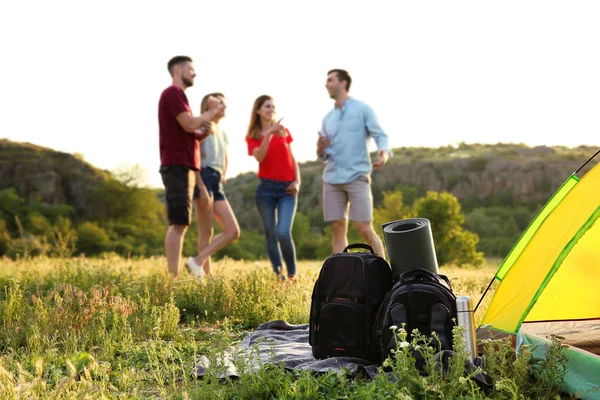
[0,256,571,399]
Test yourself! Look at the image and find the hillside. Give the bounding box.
[1,139,597,259]
[225,143,599,230]
[1,139,597,225]
[0,139,111,219]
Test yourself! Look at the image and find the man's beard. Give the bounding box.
[182,76,194,88]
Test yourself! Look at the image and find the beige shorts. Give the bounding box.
[323,175,373,222]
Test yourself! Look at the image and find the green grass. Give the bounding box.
[0,256,571,399]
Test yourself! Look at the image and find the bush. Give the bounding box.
[76,222,111,255]
[374,190,483,267]
[0,220,10,255]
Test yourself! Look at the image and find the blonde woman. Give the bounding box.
[186,93,240,277]
[246,95,300,282]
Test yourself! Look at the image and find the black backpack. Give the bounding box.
[374,269,457,365]
[309,244,393,361]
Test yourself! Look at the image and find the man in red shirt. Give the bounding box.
[158,55,224,277]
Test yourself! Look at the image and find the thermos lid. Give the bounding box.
[456,296,473,313]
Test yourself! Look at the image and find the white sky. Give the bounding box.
[1,1,599,188]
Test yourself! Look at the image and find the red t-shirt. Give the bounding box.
[158,85,199,170]
[246,130,296,181]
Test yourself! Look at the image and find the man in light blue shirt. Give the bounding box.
[317,69,392,257]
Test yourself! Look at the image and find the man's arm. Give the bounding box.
[365,106,392,156]
[176,110,218,133]
[164,88,222,134]
[365,105,392,154]
[364,105,392,168]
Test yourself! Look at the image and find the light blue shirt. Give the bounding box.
[200,126,228,173]
[320,98,392,184]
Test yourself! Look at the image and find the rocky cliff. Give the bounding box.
[374,144,596,206]
[1,140,597,223]
[0,139,110,218]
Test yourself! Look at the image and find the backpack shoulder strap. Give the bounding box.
[436,274,453,292]
[430,303,451,350]
[397,269,454,293]
[397,269,439,284]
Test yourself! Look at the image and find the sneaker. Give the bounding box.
[288,276,297,284]
[185,257,204,278]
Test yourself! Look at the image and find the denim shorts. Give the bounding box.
[159,164,195,225]
[193,167,226,201]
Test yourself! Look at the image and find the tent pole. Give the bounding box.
[574,149,600,175]
[474,275,496,313]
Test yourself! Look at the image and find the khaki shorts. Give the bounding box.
[322,175,373,222]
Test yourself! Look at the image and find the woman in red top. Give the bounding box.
[246,95,301,282]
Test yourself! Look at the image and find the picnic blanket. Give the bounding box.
[192,319,493,392]
[192,320,380,379]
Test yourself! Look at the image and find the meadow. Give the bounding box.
[0,256,569,399]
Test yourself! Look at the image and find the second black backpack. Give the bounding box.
[309,244,393,361]
[374,269,457,365]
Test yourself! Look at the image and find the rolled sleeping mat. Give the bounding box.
[381,218,439,280]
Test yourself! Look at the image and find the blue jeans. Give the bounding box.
[255,179,298,277]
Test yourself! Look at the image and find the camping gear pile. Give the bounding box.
[309,149,600,399]
[309,219,461,366]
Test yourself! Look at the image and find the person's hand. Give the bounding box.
[271,118,286,137]
[263,118,285,137]
[285,180,300,196]
[317,131,331,157]
[206,96,225,118]
[372,150,389,169]
[206,96,223,110]
[200,122,214,135]
[221,174,227,185]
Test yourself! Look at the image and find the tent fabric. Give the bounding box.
[521,321,600,356]
[478,155,600,398]
[480,162,600,334]
[517,332,600,400]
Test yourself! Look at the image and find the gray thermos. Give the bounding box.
[456,296,477,361]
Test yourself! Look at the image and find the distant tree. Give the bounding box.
[412,191,484,266]
[76,222,111,255]
[112,163,148,188]
[464,206,535,257]
[373,191,412,241]
[0,220,11,256]
[88,178,166,225]
[26,212,52,236]
[0,189,24,231]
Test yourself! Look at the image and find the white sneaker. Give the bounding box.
[185,257,204,278]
